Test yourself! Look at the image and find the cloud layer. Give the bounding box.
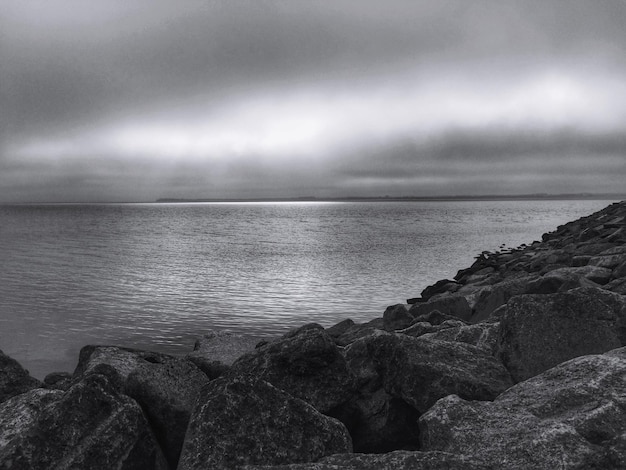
[2,0,626,202]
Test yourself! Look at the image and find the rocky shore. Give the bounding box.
[1,200,625,469]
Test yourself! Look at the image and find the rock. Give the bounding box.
[125,358,210,469]
[333,323,383,347]
[419,349,626,469]
[421,322,500,355]
[525,266,610,294]
[420,394,603,470]
[345,332,513,414]
[186,330,266,379]
[42,371,72,391]
[588,252,626,270]
[0,350,41,403]
[496,287,626,382]
[468,275,537,323]
[0,372,167,469]
[240,450,492,469]
[396,321,439,338]
[409,295,472,322]
[325,318,355,338]
[228,324,355,414]
[177,376,352,470]
[605,277,626,295]
[419,279,461,300]
[382,304,414,331]
[411,310,464,325]
[73,345,180,386]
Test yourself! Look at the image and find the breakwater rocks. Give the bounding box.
[1,201,626,469]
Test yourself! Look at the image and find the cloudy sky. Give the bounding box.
[1,0,625,202]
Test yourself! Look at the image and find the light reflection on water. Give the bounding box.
[0,200,614,378]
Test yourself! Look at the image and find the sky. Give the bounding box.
[1,0,626,202]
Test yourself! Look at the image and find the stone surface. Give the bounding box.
[411,310,465,326]
[496,287,626,382]
[42,372,72,391]
[0,372,167,470]
[468,275,537,323]
[178,376,352,470]
[382,304,414,331]
[345,332,513,414]
[241,450,493,469]
[420,322,500,355]
[419,349,626,469]
[229,323,355,414]
[0,350,41,404]
[125,358,210,468]
[409,295,471,322]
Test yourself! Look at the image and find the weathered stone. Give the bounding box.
[605,277,626,294]
[421,322,500,355]
[411,309,465,325]
[468,275,537,323]
[496,287,626,382]
[0,372,167,470]
[419,279,460,300]
[0,350,41,403]
[125,358,210,469]
[178,376,352,470]
[241,450,493,469]
[409,295,472,322]
[229,324,355,414]
[613,260,626,279]
[382,304,414,331]
[589,252,626,270]
[420,349,626,469]
[345,332,513,414]
[396,321,439,338]
[42,372,72,391]
[325,318,355,338]
[525,266,609,294]
[186,330,266,379]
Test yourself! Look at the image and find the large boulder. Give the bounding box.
[382,304,414,331]
[419,349,626,469]
[125,358,210,469]
[344,332,512,414]
[466,275,537,323]
[525,266,611,294]
[496,287,626,382]
[177,376,352,470]
[0,350,41,403]
[228,324,355,414]
[420,322,500,355]
[186,330,266,379]
[240,450,492,469]
[0,371,167,469]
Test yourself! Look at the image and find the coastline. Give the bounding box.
[1,200,625,468]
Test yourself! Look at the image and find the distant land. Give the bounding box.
[156,193,626,203]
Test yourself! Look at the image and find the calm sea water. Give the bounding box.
[0,200,615,378]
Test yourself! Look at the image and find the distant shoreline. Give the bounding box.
[155,193,626,203]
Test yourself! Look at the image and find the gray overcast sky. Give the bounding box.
[1,0,625,202]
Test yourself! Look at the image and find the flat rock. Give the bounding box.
[0,350,41,403]
[178,376,352,470]
[228,324,356,414]
[125,358,210,469]
[496,287,626,382]
[0,372,167,469]
[241,450,493,469]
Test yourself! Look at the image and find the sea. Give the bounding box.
[0,199,616,379]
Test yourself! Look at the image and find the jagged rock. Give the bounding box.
[0,372,167,469]
[419,279,460,300]
[42,371,72,391]
[228,324,355,414]
[525,266,610,294]
[421,322,500,355]
[605,277,626,294]
[409,295,472,322]
[588,246,626,269]
[467,274,537,323]
[325,318,355,338]
[419,349,626,469]
[0,350,41,403]
[125,358,210,469]
[396,321,439,338]
[613,260,626,279]
[73,345,180,386]
[345,332,513,414]
[382,304,414,331]
[177,376,352,470]
[496,287,626,382]
[240,450,493,469]
[186,330,265,379]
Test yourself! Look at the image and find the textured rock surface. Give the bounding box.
[382,304,413,331]
[420,349,626,469]
[178,376,352,470]
[0,373,167,470]
[409,295,471,322]
[420,321,500,355]
[241,450,493,469]
[125,358,210,468]
[0,350,41,403]
[229,323,355,414]
[496,287,626,382]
